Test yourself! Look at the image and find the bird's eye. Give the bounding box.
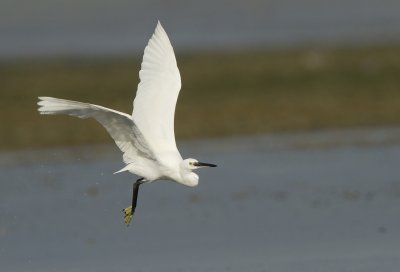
[189,162,193,166]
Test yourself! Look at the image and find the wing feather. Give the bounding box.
[38,96,155,164]
[132,21,182,156]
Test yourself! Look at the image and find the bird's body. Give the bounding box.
[37,22,216,225]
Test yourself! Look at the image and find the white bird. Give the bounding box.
[37,21,217,225]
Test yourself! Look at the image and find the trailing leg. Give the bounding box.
[123,178,145,225]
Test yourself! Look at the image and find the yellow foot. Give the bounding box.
[122,206,133,226]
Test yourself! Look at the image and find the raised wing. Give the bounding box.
[132,21,182,155]
[38,96,155,164]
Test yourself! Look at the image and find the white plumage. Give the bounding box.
[134,22,182,154]
[37,21,216,225]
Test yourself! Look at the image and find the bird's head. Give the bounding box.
[179,158,217,187]
[183,158,217,170]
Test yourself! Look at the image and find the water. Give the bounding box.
[1,0,400,58]
[1,127,400,271]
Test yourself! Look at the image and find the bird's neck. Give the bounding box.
[179,171,199,187]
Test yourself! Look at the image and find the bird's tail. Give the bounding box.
[114,164,132,174]
[37,96,94,119]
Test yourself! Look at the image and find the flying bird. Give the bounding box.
[37,21,217,225]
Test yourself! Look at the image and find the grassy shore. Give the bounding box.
[1,45,400,150]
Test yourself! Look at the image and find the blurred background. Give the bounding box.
[1,0,400,271]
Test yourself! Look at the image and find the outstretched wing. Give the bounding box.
[38,96,155,164]
[132,21,182,155]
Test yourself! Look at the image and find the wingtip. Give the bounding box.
[37,96,51,102]
[37,96,49,106]
[37,96,45,107]
[156,20,164,32]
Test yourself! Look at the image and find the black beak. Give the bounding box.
[194,162,217,167]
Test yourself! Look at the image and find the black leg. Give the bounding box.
[131,177,145,215]
[123,177,145,225]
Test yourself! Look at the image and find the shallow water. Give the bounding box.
[1,127,400,271]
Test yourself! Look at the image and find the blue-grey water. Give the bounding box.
[1,127,400,271]
[1,0,400,58]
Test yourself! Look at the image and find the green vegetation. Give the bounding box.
[1,46,400,150]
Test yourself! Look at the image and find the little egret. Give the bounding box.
[37,21,217,225]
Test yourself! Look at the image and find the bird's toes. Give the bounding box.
[123,206,133,226]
